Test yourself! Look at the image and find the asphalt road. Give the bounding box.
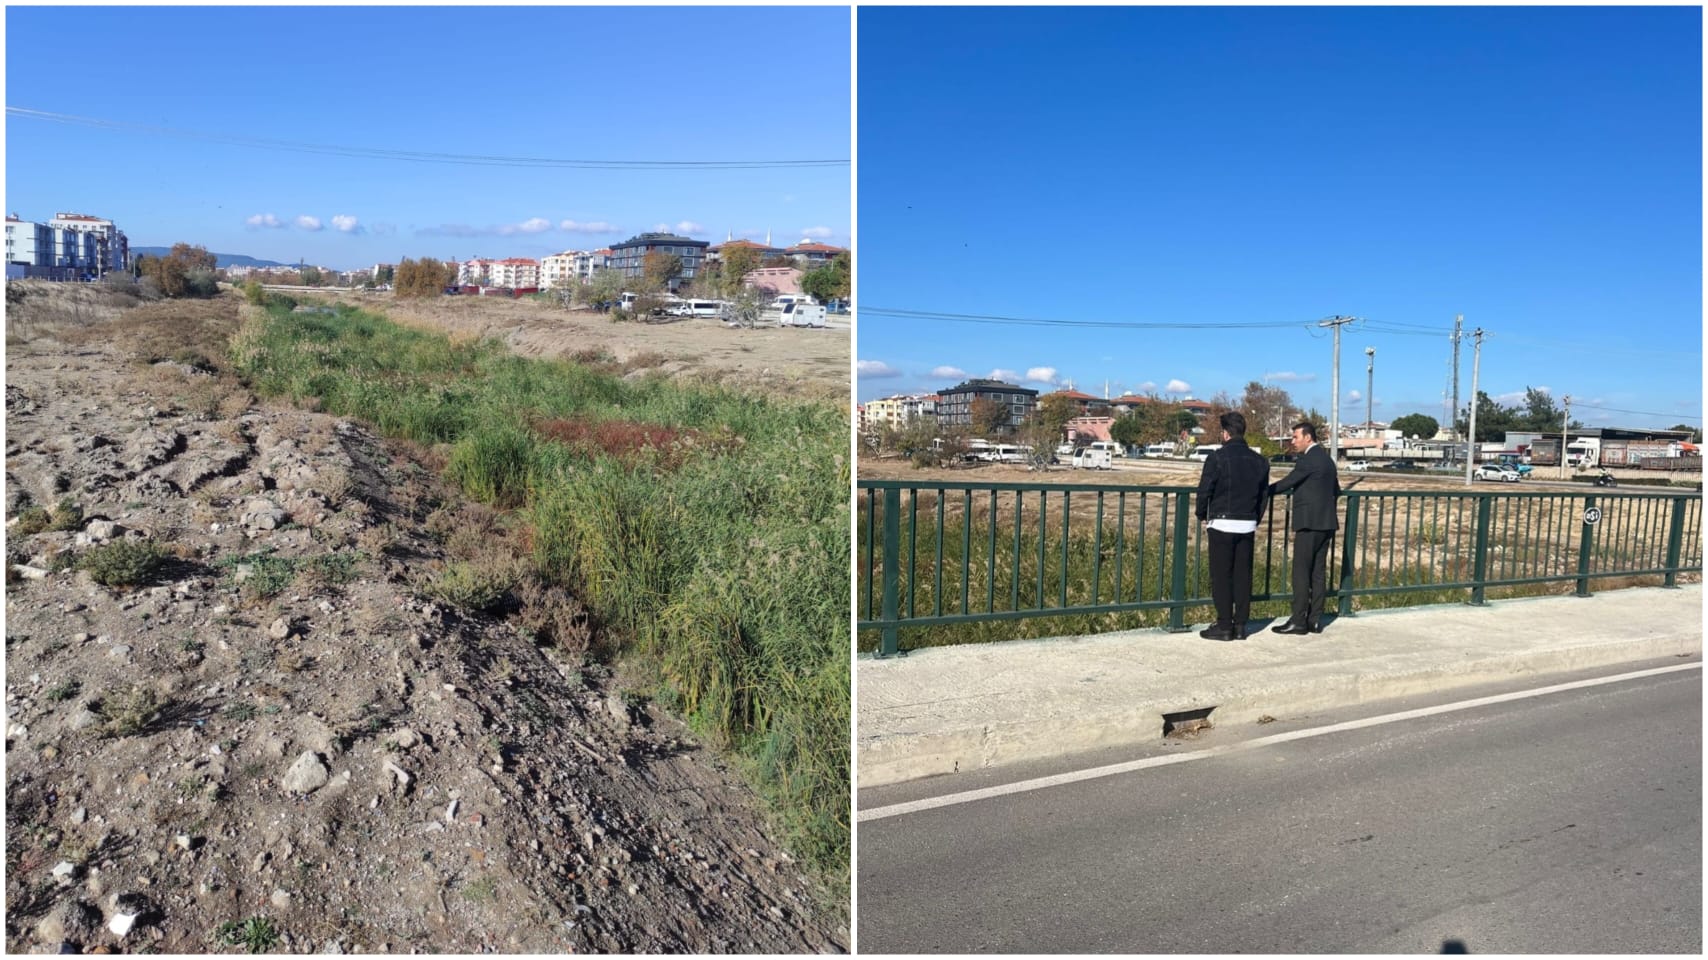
[858,666,1702,954]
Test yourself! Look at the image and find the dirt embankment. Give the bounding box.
[4,283,846,953]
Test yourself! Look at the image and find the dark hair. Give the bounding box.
[1292,420,1317,441]
[1220,411,1247,439]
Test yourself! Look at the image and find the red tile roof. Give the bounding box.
[1048,389,1100,401]
[785,241,844,253]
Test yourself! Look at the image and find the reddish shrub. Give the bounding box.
[534,417,702,470]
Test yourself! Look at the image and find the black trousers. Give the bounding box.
[1291,528,1335,626]
[1207,527,1255,627]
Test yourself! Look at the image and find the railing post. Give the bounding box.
[1337,492,1360,617]
[1663,495,1688,588]
[1469,494,1493,606]
[1168,492,1192,632]
[880,487,901,657]
[1576,493,1597,598]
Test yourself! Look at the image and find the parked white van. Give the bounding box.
[668,298,726,319]
[1145,443,1175,458]
[1190,444,1221,462]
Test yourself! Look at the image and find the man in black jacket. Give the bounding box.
[1194,412,1270,641]
[1268,420,1341,634]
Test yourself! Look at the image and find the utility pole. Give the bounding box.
[1560,394,1572,480]
[1365,346,1376,438]
[1463,328,1484,485]
[1450,315,1463,439]
[1319,315,1358,463]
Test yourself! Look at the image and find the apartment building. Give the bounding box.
[609,232,709,292]
[48,212,128,274]
[539,249,611,289]
[487,258,540,288]
[457,259,492,285]
[936,379,1039,431]
[783,240,844,265]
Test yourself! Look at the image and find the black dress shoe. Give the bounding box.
[1233,624,1248,640]
[1308,622,1324,634]
[1272,621,1309,635]
[1199,624,1236,641]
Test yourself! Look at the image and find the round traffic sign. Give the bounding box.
[1583,507,1602,525]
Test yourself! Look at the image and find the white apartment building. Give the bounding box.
[47,212,128,274]
[5,215,55,268]
[540,252,578,289]
[457,259,491,285]
[487,258,540,288]
[862,394,940,433]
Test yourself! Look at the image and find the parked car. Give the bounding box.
[1389,459,1419,471]
[1347,460,1371,472]
[1475,464,1522,482]
[1270,453,1298,464]
[1189,444,1221,462]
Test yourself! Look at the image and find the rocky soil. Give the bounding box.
[4,288,846,953]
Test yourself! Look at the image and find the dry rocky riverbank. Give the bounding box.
[4,284,846,953]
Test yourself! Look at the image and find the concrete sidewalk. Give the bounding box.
[857,585,1703,788]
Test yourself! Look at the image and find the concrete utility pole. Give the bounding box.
[1463,328,1484,485]
[1365,346,1376,437]
[1560,395,1572,480]
[1319,316,1358,463]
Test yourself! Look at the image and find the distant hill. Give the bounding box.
[130,247,290,269]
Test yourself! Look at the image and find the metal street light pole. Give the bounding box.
[1365,347,1376,438]
[1463,329,1484,485]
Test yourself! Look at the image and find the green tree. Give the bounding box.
[300,265,323,287]
[1519,387,1562,431]
[395,257,451,298]
[969,397,1009,438]
[799,266,841,303]
[720,246,761,286]
[1109,413,1146,452]
[1033,393,1077,440]
[1456,391,1516,443]
[1390,413,1440,441]
[1669,423,1703,443]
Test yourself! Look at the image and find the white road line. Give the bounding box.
[858,661,1701,823]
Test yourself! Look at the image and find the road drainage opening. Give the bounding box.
[1162,706,1216,739]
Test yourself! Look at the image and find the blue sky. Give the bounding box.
[857,6,1702,432]
[6,6,849,271]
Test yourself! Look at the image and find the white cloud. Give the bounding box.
[858,360,902,379]
[560,219,619,234]
[1263,371,1316,383]
[1138,381,1158,394]
[1165,379,1191,395]
[676,221,706,235]
[1024,366,1061,386]
[295,215,323,231]
[496,217,553,236]
[1491,390,1528,406]
[245,213,283,229]
[1346,389,1363,403]
[931,365,968,380]
[988,368,1022,383]
[801,226,833,239]
[331,214,361,233]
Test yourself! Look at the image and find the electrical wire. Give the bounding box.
[6,107,849,169]
[1569,403,1700,423]
[860,306,1316,330]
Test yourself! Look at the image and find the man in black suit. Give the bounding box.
[1268,420,1340,634]
[1194,412,1270,641]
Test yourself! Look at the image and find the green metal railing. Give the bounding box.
[857,480,1703,656]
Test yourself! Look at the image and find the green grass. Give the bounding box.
[231,300,850,889]
[216,917,280,953]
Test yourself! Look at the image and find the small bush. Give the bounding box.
[48,499,85,532]
[420,559,516,612]
[13,506,52,536]
[96,686,163,737]
[445,426,535,507]
[79,540,167,587]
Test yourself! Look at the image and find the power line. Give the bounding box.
[860,307,1314,330]
[6,107,849,169]
[1569,402,1701,423]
